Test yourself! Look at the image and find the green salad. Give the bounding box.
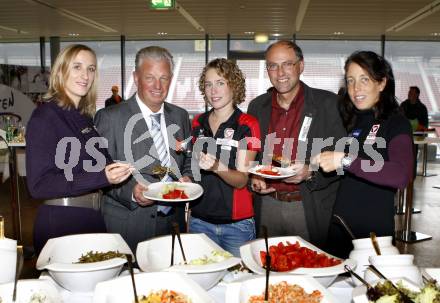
[187,250,233,265]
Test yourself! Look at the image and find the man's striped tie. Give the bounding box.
[150,113,172,214]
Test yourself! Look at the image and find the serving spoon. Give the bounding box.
[333,214,356,240]
[370,232,381,255]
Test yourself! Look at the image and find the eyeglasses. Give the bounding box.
[266,59,301,71]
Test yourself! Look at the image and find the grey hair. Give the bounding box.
[135,46,174,73]
[265,40,304,61]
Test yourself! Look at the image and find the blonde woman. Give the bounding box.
[26,44,132,252]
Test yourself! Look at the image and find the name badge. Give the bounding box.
[81,127,93,134]
[216,138,238,148]
[365,124,380,144]
[298,116,312,142]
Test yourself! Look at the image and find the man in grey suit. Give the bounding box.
[247,40,346,249]
[95,46,192,251]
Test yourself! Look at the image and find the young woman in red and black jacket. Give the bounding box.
[189,58,261,257]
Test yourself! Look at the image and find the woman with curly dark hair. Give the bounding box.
[315,51,413,258]
[189,58,261,256]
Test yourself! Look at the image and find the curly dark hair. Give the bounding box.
[340,51,399,131]
[198,58,246,105]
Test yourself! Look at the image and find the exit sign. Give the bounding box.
[150,0,175,10]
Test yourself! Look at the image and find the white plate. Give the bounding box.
[352,277,419,303]
[142,182,203,202]
[248,165,296,179]
[93,272,215,303]
[240,236,356,287]
[225,275,340,303]
[0,279,63,303]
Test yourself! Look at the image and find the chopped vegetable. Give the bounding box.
[256,165,280,176]
[137,289,190,303]
[160,184,189,199]
[259,241,342,272]
[248,281,322,303]
[75,250,126,263]
[186,250,233,265]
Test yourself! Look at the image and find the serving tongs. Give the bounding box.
[171,222,187,265]
[12,245,23,302]
[125,254,139,303]
[344,265,381,301]
[367,264,415,303]
[262,225,271,302]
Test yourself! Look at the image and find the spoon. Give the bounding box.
[172,222,187,264]
[344,265,381,301]
[367,264,414,303]
[261,225,271,302]
[370,232,381,255]
[333,214,356,240]
[125,254,139,303]
[12,245,23,302]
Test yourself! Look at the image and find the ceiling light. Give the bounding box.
[430,32,440,36]
[0,25,29,34]
[387,0,440,32]
[254,33,269,43]
[333,31,344,35]
[244,31,255,35]
[157,32,168,36]
[272,33,282,37]
[68,33,79,36]
[175,1,205,32]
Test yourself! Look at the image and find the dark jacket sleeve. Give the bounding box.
[94,108,140,210]
[26,106,109,199]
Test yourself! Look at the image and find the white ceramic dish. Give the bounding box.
[352,277,419,303]
[240,236,356,287]
[93,271,214,303]
[136,233,241,290]
[248,165,296,179]
[142,181,204,202]
[0,238,17,284]
[36,233,133,292]
[365,254,422,286]
[0,279,62,303]
[225,274,339,303]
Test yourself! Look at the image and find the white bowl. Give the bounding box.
[240,236,357,287]
[352,277,419,303]
[93,271,214,303]
[349,236,399,286]
[136,233,241,290]
[225,274,340,303]
[0,238,17,284]
[365,254,422,286]
[36,233,133,292]
[0,279,62,303]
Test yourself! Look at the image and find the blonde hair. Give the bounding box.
[44,44,98,117]
[198,58,246,105]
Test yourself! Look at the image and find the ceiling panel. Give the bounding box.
[0,0,439,40]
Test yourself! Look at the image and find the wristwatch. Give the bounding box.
[341,153,353,169]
